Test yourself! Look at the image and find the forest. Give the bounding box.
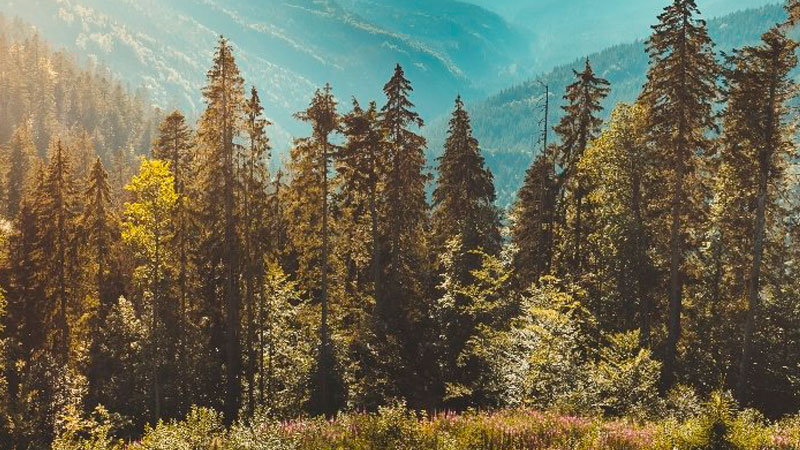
[3,1,800,449]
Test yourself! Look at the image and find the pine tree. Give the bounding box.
[553,58,610,275]
[195,36,246,422]
[5,121,35,218]
[240,86,271,415]
[36,139,80,364]
[81,157,119,408]
[82,158,116,316]
[432,96,501,270]
[717,26,799,401]
[640,0,719,387]
[291,84,341,416]
[152,110,194,367]
[338,99,387,309]
[510,148,558,288]
[379,64,431,406]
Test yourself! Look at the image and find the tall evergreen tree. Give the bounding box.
[291,84,341,416]
[152,110,194,347]
[717,26,799,401]
[195,36,246,422]
[510,148,558,288]
[640,0,719,387]
[81,157,119,408]
[431,97,501,409]
[338,99,387,309]
[432,96,501,268]
[240,86,271,415]
[379,64,431,406]
[5,121,35,219]
[36,139,80,364]
[553,58,610,275]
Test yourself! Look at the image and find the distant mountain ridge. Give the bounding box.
[430,3,790,207]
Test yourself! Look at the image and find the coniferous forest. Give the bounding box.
[4,1,800,448]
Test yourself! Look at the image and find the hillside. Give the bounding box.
[0,0,532,148]
[0,15,157,176]
[467,0,776,70]
[435,3,790,207]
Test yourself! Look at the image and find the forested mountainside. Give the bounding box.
[431,3,790,207]
[0,0,529,147]
[0,15,158,187]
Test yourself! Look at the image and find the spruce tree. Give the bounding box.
[152,110,194,358]
[430,98,502,409]
[553,58,610,275]
[195,36,246,422]
[379,64,431,406]
[291,84,342,416]
[717,26,798,401]
[338,99,387,308]
[432,96,501,268]
[5,122,35,218]
[511,148,558,288]
[82,157,118,409]
[240,86,271,415]
[640,0,719,387]
[36,139,80,365]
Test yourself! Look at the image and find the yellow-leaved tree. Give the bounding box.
[122,158,177,425]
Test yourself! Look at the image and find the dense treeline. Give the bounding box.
[2,1,800,447]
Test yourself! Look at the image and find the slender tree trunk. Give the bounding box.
[153,232,161,423]
[221,49,241,423]
[245,154,255,417]
[58,197,69,364]
[736,153,769,401]
[370,182,381,316]
[319,137,330,415]
[574,186,583,275]
[664,148,685,389]
[632,170,650,347]
[737,59,778,400]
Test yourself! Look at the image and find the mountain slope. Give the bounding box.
[466,0,777,70]
[428,3,790,207]
[1,0,530,148]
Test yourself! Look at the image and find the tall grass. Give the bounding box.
[55,398,800,449]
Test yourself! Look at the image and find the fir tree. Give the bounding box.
[240,86,271,415]
[292,84,341,416]
[553,58,610,275]
[511,148,558,288]
[432,96,501,270]
[5,121,35,218]
[379,64,431,407]
[195,36,246,422]
[36,139,80,364]
[152,110,194,359]
[717,26,799,401]
[338,99,387,308]
[81,157,119,409]
[640,0,719,387]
